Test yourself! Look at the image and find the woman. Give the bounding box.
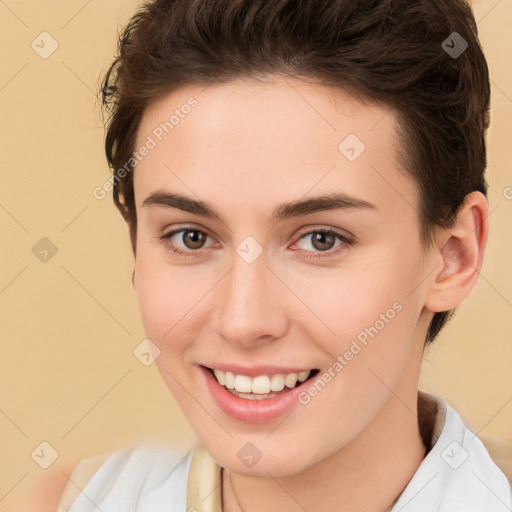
[40,0,512,509]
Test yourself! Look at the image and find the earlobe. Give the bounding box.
[424,191,489,313]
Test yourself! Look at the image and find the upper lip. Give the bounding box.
[201,363,316,377]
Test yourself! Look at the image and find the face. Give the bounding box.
[132,76,434,477]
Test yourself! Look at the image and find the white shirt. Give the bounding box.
[61,392,512,511]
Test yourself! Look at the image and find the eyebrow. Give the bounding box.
[142,190,377,223]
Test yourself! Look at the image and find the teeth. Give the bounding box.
[284,373,298,388]
[270,374,285,392]
[213,369,225,386]
[234,374,252,393]
[252,375,271,394]
[211,368,312,395]
[298,370,310,382]
[225,371,235,389]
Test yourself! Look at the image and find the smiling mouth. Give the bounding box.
[204,366,320,400]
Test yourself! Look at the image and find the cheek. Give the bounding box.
[134,255,191,348]
[287,251,422,380]
[285,268,420,444]
[134,259,170,335]
[288,258,414,334]
[134,254,221,361]
[134,259,201,400]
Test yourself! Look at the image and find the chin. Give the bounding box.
[201,437,322,478]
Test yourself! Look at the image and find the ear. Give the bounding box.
[424,191,489,313]
[132,269,136,290]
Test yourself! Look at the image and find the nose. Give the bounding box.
[213,252,289,348]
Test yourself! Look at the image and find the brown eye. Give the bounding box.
[293,228,353,259]
[160,227,213,257]
[181,229,207,249]
[310,231,337,251]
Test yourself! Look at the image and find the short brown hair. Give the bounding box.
[100,0,491,344]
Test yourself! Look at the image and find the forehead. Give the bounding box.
[133,76,417,225]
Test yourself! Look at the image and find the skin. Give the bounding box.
[129,75,488,511]
[16,462,78,512]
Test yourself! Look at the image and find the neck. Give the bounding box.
[223,368,430,512]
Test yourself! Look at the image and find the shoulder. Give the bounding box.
[442,403,512,509]
[18,461,80,512]
[62,443,195,511]
[20,443,195,512]
[392,392,512,512]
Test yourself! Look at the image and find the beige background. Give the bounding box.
[0,0,511,508]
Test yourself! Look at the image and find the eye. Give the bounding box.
[160,226,353,260]
[291,228,353,259]
[160,227,215,258]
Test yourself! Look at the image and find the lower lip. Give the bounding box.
[200,365,314,424]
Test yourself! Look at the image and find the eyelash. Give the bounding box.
[160,226,353,260]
